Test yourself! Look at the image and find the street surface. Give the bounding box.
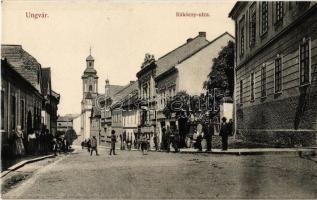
[2,147,317,199]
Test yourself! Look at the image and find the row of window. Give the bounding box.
[122,114,138,126]
[240,38,311,103]
[160,87,176,107]
[239,2,286,56]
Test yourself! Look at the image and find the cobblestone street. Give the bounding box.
[2,147,317,199]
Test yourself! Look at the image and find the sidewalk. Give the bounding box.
[95,145,317,155]
[179,147,317,155]
[1,154,55,178]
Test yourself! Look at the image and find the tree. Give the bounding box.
[204,41,235,97]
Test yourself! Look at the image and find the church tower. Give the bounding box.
[81,49,98,140]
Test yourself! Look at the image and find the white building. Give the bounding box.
[81,52,98,140]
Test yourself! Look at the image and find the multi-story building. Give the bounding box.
[155,32,233,145]
[57,116,73,133]
[89,79,126,145]
[110,81,139,143]
[121,81,139,145]
[136,53,157,138]
[41,67,60,136]
[1,58,43,157]
[1,44,60,157]
[229,2,317,146]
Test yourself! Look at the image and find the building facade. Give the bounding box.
[136,54,157,144]
[229,2,317,146]
[155,32,234,146]
[1,59,43,157]
[1,44,59,157]
[41,68,60,136]
[57,116,73,134]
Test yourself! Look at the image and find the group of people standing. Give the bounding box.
[81,118,233,156]
[10,125,56,157]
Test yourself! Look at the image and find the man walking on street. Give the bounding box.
[110,130,117,155]
[220,117,229,150]
[90,136,99,156]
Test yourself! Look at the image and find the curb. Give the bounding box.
[179,149,317,156]
[1,154,55,178]
[81,146,317,156]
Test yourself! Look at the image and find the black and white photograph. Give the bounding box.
[1,0,317,199]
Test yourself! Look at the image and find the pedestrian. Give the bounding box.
[161,126,166,150]
[140,134,148,155]
[27,129,36,155]
[14,126,25,156]
[196,132,203,152]
[173,129,180,152]
[90,136,99,156]
[153,133,158,151]
[122,131,126,150]
[81,140,85,149]
[52,137,58,156]
[110,130,117,155]
[219,117,229,150]
[119,134,123,150]
[203,119,214,152]
[87,138,91,153]
[166,126,171,152]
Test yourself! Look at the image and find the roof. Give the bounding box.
[112,81,138,104]
[155,32,209,77]
[51,90,60,101]
[57,116,73,122]
[86,55,94,61]
[155,32,234,81]
[1,44,42,91]
[228,2,248,19]
[83,67,97,75]
[41,68,51,96]
[1,59,42,97]
[108,85,126,99]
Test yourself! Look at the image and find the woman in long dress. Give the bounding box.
[14,125,25,156]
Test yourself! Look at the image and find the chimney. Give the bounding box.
[198,31,206,37]
[187,38,193,43]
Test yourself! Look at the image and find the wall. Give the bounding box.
[235,5,317,147]
[178,33,234,96]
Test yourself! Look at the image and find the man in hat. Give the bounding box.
[219,117,229,150]
[110,130,117,155]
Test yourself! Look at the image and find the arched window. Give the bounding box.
[89,85,92,92]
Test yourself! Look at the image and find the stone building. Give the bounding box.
[109,81,139,145]
[155,32,233,145]
[41,67,60,136]
[121,81,139,145]
[1,58,43,157]
[89,79,125,145]
[57,116,73,134]
[1,44,60,157]
[136,54,157,140]
[81,52,99,140]
[229,2,317,146]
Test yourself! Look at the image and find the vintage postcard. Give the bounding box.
[1,0,317,199]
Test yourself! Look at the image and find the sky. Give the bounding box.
[2,0,236,116]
